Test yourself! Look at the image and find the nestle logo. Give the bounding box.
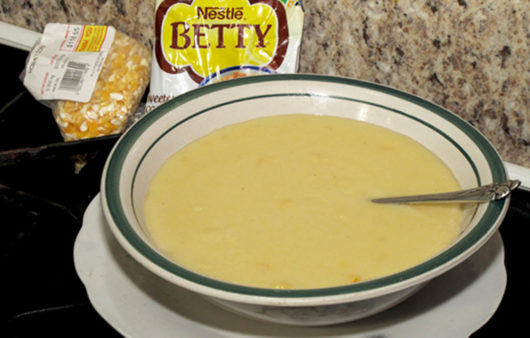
[197,6,244,20]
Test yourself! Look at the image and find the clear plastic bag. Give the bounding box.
[23,24,152,141]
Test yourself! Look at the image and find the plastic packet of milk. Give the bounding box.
[146,0,305,113]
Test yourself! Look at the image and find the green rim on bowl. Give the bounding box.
[103,74,507,299]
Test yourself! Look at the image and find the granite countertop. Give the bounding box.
[1,0,528,167]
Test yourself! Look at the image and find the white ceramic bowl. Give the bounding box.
[101,74,510,326]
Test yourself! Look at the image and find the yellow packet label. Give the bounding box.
[76,25,111,52]
[159,0,280,79]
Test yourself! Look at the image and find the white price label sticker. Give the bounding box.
[23,23,115,102]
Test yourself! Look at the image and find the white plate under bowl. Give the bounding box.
[74,195,506,338]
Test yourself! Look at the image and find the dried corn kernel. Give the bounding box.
[273,282,293,290]
[53,31,151,141]
[348,276,361,284]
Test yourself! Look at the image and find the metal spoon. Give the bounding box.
[371,179,521,204]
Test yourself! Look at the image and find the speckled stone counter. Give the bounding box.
[1,0,529,167]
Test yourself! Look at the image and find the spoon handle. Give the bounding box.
[371,180,521,204]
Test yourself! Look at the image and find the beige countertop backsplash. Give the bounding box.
[1,0,528,167]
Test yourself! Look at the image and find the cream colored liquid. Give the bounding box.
[144,115,464,289]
